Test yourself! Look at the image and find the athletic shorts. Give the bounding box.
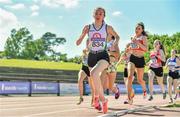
[81,65,90,77]
[124,68,136,78]
[149,67,163,77]
[88,50,109,68]
[168,71,179,79]
[129,54,145,68]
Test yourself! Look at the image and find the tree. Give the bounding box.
[4,28,67,61]
[41,32,66,55]
[4,27,33,58]
[146,33,180,62]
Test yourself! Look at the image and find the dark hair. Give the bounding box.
[173,49,177,54]
[137,22,148,36]
[158,40,166,56]
[94,7,106,17]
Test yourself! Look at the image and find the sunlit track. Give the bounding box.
[0,95,179,117]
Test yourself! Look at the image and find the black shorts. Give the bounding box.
[168,71,179,79]
[129,54,145,68]
[124,68,136,78]
[82,65,90,77]
[88,50,109,68]
[149,67,163,77]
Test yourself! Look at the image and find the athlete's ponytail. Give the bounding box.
[158,40,166,57]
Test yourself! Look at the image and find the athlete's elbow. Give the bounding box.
[115,36,120,41]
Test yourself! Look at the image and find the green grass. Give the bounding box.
[0,59,81,70]
[0,59,168,73]
[165,102,180,108]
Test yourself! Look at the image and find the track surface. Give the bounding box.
[0,95,179,117]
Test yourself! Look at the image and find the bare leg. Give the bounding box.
[157,76,165,94]
[78,70,87,97]
[77,70,87,105]
[90,60,109,102]
[127,62,135,101]
[88,76,95,105]
[173,79,178,96]
[108,72,118,93]
[136,68,146,92]
[148,70,155,96]
[167,76,173,98]
[100,70,108,90]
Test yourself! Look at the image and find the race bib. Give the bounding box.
[151,57,157,63]
[92,40,105,47]
[130,43,138,49]
[90,33,106,50]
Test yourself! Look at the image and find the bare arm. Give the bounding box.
[107,25,120,46]
[116,53,125,66]
[156,49,166,62]
[76,25,89,46]
[175,57,180,70]
[165,58,169,69]
[86,39,90,50]
[134,36,148,52]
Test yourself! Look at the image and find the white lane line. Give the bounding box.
[24,108,87,117]
[1,101,88,107]
[1,103,89,111]
[97,105,156,117]
[1,99,75,104]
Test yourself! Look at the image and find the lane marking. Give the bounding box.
[1,103,89,111]
[97,105,156,117]
[24,108,87,117]
[1,101,90,107]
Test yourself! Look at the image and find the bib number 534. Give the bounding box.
[92,41,104,47]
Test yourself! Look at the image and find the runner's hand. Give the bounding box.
[76,39,82,46]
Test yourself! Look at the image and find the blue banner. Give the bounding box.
[117,84,127,94]
[31,82,58,94]
[85,83,91,95]
[60,83,79,95]
[85,84,166,94]
[0,81,30,94]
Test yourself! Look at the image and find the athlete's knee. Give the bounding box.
[128,75,134,82]
[127,78,133,86]
[137,78,145,84]
[148,70,153,78]
[90,69,97,79]
[78,78,84,85]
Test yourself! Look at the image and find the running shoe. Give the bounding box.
[143,90,147,99]
[169,98,173,103]
[115,86,120,99]
[148,95,153,101]
[163,92,166,99]
[94,97,101,111]
[77,97,83,105]
[102,99,108,114]
[128,98,133,105]
[124,99,128,104]
[174,94,178,100]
